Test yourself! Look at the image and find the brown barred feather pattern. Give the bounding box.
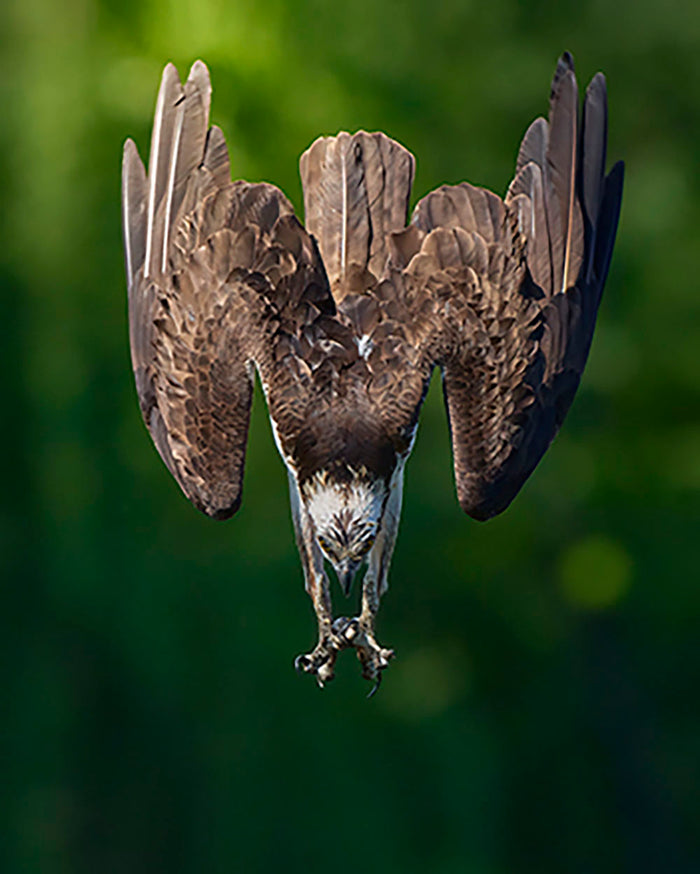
[123,55,623,686]
[123,52,623,523]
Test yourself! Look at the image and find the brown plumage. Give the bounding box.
[123,53,623,689]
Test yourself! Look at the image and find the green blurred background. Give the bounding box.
[1,0,699,871]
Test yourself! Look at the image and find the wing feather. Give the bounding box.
[121,138,147,295]
[123,54,623,526]
[202,124,230,185]
[546,53,582,292]
[580,73,607,282]
[594,161,625,297]
[388,53,623,520]
[123,62,332,518]
[143,63,182,280]
[515,117,548,176]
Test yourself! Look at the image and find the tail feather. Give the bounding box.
[300,131,414,296]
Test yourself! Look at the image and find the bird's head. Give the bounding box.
[301,470,387,595]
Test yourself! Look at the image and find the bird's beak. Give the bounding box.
[336,559,360,597]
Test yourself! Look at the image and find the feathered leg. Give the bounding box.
[288,473,343,686]
[288,468,404,691]
[352,466,405,691]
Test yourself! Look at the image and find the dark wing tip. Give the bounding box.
[559,51,575,72]
[609,158,625,180]
[550,52,576,104]
[587,71,607,94]
[598,160,624,245]
[201,495,242,521]
[437,52,622,523]
[193,484,243,522]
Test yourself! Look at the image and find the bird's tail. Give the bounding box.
[299,131,415,297]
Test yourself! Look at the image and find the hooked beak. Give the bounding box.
[335,558,360,597]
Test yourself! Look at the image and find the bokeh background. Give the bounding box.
[1,0,699,871]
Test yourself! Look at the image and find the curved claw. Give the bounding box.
[366,672,382,699]
[295,620,395,692]
[294,653,313,676]
[294,634,342,687]
[295,655,329,688]
[358,641,395,694]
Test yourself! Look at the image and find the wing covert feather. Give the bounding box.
[395,53,623,520]
[122,62,332,518]
[123,54,622,526]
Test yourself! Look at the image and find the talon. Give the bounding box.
[296,617,395,691]
[357,634,395,690]
[317,659,336,685]
[367,673,382,699]
[294,634,340,686]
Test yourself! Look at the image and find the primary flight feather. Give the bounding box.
[122,53,623,689]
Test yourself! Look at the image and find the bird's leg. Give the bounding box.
[288,473,344,686]
[347,572,394,693]
[353,466,405,689]
[295,565,341,687]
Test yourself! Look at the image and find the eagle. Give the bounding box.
[122,53,623,691]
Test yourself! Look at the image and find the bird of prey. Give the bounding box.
[122,52,623,691]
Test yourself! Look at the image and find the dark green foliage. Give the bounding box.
[0,0,698,871]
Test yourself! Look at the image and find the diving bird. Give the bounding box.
[122,53,623,690]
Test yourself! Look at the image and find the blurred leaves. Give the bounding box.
[558,535,633,610]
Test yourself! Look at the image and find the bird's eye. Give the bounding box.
[350,535,375,561]
[361,535,376,554]
[318,537,328,551]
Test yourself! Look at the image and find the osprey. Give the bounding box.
[122,53,623,690]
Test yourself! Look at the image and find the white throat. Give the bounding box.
[303,473,385,531]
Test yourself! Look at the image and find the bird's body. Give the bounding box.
[122,54,623,689]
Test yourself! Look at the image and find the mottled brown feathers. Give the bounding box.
[123,54,622,522]
[300,131,415,297]
[123,62,335,517]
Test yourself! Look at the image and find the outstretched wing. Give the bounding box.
[389,52,624,520]
[122,62,332,518]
